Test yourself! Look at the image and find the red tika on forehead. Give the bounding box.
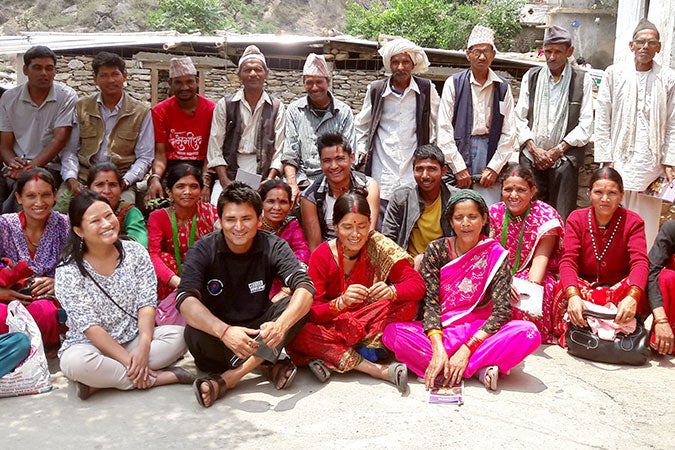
[276,185,283,191]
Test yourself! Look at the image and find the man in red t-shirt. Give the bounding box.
[146,57,216,202]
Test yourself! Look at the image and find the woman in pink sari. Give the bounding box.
[383,190,541,391]
[489,164,563,343]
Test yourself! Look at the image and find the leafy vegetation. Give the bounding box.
[147,0,235,34]
[344,0,525,51]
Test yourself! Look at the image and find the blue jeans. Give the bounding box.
[0,332,30,378]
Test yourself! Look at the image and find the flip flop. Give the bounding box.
[193,374,228,408]
[477,365,499,391]
[387,362,408,394]
[166,366,196,385]
[308,359,331,383]
[268,357,297,390]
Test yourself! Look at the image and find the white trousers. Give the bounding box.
[60,325,187,390]
[623,190,662,251]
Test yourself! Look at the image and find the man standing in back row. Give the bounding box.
[437,25,517,206]
[146,57,216,203]
[595,18,675,248]
[61,52,154,205]
[355,37,440,222]
[283,53,355,203]
[207,45,285,202]
[515,25,593,220]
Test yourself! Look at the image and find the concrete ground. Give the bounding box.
[5,344,674,449]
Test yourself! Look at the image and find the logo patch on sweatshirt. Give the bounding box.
[207,279,223,296]
[248,280,265,294]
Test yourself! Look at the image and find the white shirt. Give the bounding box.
[595,62,675,191]
[514,64,594,148]
[354,77,440,200]
[437,68,517,174]
[206,89,285,173]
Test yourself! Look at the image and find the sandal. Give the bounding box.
[193,374,228,408]
[477,365,499,391]
[308,359,331,383]
[266,357,298,390]
[166,366,196,385]
[387,362,408,394]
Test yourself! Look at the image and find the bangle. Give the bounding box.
[149,173,161,182]
[329,297,342,314]
[389,285,397,301]
[565,286,581,301]
[426,329,443,338]
[655,317,670,325]
[627,285,643,301]
[219,325,230,340]
[464,335,484,353]
[529,279,543,286]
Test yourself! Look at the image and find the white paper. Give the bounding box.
[512,277,544,316]
[235,168,262,189]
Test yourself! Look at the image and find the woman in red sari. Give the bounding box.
[553,167,650,345]
[147,164,218,325]
[286,191,425,393]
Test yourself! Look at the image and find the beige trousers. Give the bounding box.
[60,325,187,390]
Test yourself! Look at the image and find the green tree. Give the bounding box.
[344,0,525,51]
[147,0,234,34]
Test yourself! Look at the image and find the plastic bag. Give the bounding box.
[0,301,53,396]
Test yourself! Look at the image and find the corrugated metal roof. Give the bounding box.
[0,32,376,55]
[0,32,539,76]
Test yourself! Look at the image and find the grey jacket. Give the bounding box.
[382,181,457,251]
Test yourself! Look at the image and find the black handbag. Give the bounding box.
[565,310,650,366]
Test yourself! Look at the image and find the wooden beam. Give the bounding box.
[150,67,158,106]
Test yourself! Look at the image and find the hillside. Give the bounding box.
[0,0,368,36]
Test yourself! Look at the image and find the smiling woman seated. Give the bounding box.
[552,167,650,347]
[287,191,425,394]
[489,164,563,344]
[147,164,218,326]
[0,168,69,354]
[383,190,541,392]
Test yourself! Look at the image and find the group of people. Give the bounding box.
[0,18,673,406]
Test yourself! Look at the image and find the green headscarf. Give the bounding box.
[444,189,490,236]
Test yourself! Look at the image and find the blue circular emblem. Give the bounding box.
[207,279,223,296]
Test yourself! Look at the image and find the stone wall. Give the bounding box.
[53,55,378,112]
[54,56,153,103]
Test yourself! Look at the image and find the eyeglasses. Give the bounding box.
[632,39,660,48]
[468,48,494,57]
